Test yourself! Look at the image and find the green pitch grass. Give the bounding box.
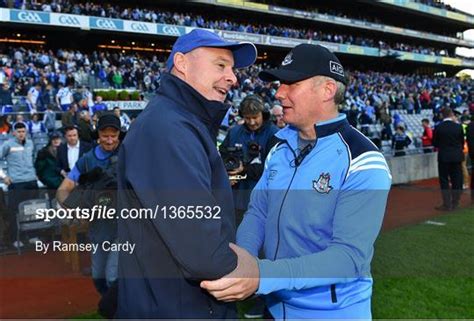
[372,206,474,318]
[72,206,474,319]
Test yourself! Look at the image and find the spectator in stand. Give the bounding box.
[43,104,57,134]
[112,106,131,131]
[77,110,95,143]
[421,118,433,153]
[26,83,41,113]
[0,83,13,114]
[12,114,26,129]
[56,83,73,112]
[40,83,56,110]
[346,104,359,128]
[34,131,63,197]
[392,125,412,156]
[379,109,392,141]
[393,112,404,129]
[358,109,373,136]
[57,125,92,178]
[27,113,47,136]
[91,96,107,116]
[0,122,38,249]
[270,104,285,129]
[432,107,464,211]
[82,86,94,111]
[61,103,78,128]
[364,99,375,121]
[0,115,11,134]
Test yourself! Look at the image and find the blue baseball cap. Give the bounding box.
[166,29,257,71]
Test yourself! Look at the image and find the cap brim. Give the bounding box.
[219,42,257,69]
[259,68,312,83]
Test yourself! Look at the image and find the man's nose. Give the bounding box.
[275,85,288,101]
[225,67,237,85]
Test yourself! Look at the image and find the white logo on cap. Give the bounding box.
[329,61,344,77]
[281,52,293,66]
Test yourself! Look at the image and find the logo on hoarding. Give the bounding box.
[162,25,182,36]
[96,18,118,30]
[17,11,44,23]
[59,15,80,26]
[131,23,149,32]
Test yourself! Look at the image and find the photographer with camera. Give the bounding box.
[220,95,279,222]
[219,95,278,318]
[56,113,122,296]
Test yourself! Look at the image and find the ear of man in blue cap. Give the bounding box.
[166,29,257,71]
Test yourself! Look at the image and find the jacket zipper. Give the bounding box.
[273,141,297,260]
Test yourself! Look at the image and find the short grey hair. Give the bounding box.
[314,76,346,106]
[271,104,283,113]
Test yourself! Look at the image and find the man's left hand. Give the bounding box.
[200,243,259,302]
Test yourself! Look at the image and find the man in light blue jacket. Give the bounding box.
[201,44,392,319]
[1,122,38,248]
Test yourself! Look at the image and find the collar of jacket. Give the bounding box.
[14,136,27,145]
[276,114,349,146]
[158,73,229,136]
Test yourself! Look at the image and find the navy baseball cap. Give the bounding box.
[166,29,257,71]
[259,44,347,85]
[98,113,121,131]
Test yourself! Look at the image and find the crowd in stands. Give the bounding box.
[0,0,458,58]
[1,46,472,116]
[1,45,473,158]
[0,47,164,101]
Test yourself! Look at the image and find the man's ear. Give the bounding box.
[324,80,337,102]
[173,52,187,75]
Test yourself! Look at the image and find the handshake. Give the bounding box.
[200,243,260,302]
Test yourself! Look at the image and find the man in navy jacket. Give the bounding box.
[116,29,257,318]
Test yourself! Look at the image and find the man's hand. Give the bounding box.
[228,162,245,186]
[3,176,12,186]
[228,162,244,176]
[200,243,259,302]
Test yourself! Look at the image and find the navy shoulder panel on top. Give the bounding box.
[338,123,380,160]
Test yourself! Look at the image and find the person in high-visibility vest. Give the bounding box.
[461,115,470,189]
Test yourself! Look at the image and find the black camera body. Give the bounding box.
[63,165,118,210]
[247,141,261,160]
[220,145,244,171]
[220,141,261,171]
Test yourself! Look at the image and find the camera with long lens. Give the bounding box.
[220,144,244,171]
